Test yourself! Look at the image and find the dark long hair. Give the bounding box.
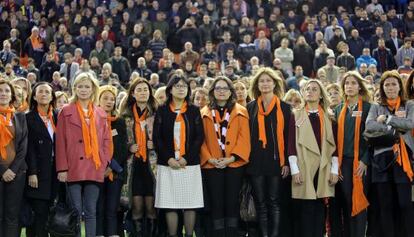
[120,77,158,117]
[165,74,191,105]
[379,70,407,105]
[405,70,414,100]
[208,76,237,110]
[29,82,57,111]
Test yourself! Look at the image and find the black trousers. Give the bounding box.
[96,176,124,236]
[0,172,25,237]
[376,181,414,237]
[250,175,282,237]
[330,158,368,237]
[26,199,52,237]
[204,167,244,236]
[293,199,325,237]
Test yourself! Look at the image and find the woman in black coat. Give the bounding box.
[25,82,58,237]
[0,79,28,237]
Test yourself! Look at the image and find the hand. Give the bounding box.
[178,158,187,167]
[292,173,303,184]
[57,171,68,182]
[28,175,38,188]
[216,157,234,169]
[147,140,154,149]
[329,173,339,186]
[129,144,138,153]
[168,158,181,169]
[2,169,16,182]
[377,115,387,123]
[281,166,290,179]
[208,158,219,167]
[356,161,367,177]
[104,167,113,177]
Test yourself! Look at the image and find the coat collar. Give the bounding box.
[201,103,248,124]
[64,103,106,127]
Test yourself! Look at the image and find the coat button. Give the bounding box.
[226,141,230,145]
[79,140,82,143]
[80,157,84,160]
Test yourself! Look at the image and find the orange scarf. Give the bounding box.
[30,34,42,50]
[107,116,117,181]
[132,105,148,161]
[37,105,56,132]
[305,105,325,146]
[18,101,28,112]
[0,106,15,160]
[76,102,101,169]
[170,101,187,159]
[257,96,285,167]
[337,97,369,216]
[387,97,414,181]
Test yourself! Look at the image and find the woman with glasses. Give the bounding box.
[153,75,204,237]
[288,79,339,237]
[246,67,291,237]
[200,76,251,237]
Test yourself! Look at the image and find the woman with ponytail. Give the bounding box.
[246,67,291,237]
[56,72,111,237]
[25,82,58,237]
[153,75,204,237]
[121,78,158,237]
[96,85,128,237]
[331,71,371,237]
[0,79,28,237]
[365,70,414,237]
[288,79,339,237]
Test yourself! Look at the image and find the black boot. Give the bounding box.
[225,217,239,237]
[269,193,281,237]
[133,219,144,237]
[146,218,157,237]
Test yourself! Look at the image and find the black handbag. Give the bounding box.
[363,128,400,148]
[239,180,256,222]
[47,183,80,237]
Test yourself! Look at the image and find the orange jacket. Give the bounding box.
[200,103,251,169]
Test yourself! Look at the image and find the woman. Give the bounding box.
[56,72,111,237]
[200,76,251,237]
[96,85,128,237]
[153,75,204,237]
[246,67,291,237]
[25,82,58,237]
[288,79,338,237]
[331,71,372,237]
[234,80,249,107]
[191,87,209,109]
[0,79,28,237]
[154,86,167,105]
[365,70,414,237]
[55,91,69,111]
[326,83,342,110]
[11,77,31,113]
[283,89,304,110]
[121,78,158,237]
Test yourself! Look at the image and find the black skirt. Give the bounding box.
[132,157,155,196]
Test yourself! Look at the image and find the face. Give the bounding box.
[56,95,68,110]
[75,79,94,101]
[15,80,28,100]
[328,88,341,105]
[133,82,150,104]
[286,96,302,109]
[193,91,207,108]
[344,76,360,98]
[0,83,12,106]
[383,77,400,99]
[213,80,232,104]
[34,84,53,106]
[304,82,322,103]
[234,82,247,101]
[99,91,115,113]
[171,80,188,100]
[257,74,276,94]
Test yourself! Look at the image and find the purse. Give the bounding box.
[363,128,399,148]
[239,180,256,222]
[47,183,80,237]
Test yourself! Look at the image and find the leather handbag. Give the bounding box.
[47,183,80,237]
[363,128,399,148]
[239,180,256,222]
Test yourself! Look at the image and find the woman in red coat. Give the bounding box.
[56,72,111,237]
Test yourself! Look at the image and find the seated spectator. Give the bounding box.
[39,53,60,82]
[223,64,240,81]
[286,66,309,91]
[89,40,109,65]
[254,39,273,67]
[179,42,200,68]
[274,38,294,76]
[356,48,377,69]
[397,57,414,74]
[58,34,76,56]
[207,61,219,77]
[0,40,17,65]
[59,52,79,84]
[396,37,414,67]
[372,38,395,72]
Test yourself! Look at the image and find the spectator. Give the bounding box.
[58,34,76,56]
[397,57,414,74]
[286,66,309,91]
[385,28,403,56]
[321,55,341,83]
[324,17,346,42]
[388,9,405,34]
[336,43,356,71]
[152,12,169,41]
[158,59,175,85]
[8,29,22,57]
[200,41,218,65]
[149,73,165,90]
[99,63,120,86]
[356,48,378,69]
[179,42,200,68]
[377,13,393,40]
[109,47,131,87]
[75,26,94,58]
[199,14,218,45]
[396,37,414,66]
[144,49,159,73]
[254,30,272,52]
[366,0,384,15]
[24,26,46,68]
[329,27,347,55]
[272,58,290,80]
[100,30,115,55]
[347,29,365,58]
[314,42,334,72]
[293,36,314,77]
[177,19,202,51]
[274,38,294,76]
[355,10,375,41]
[237,34,256,66]
[89,40,109,66]
[372,38,395,72]
[59,52,79,85]
[39,53,60,82]
[127,38,145,70]
[134,57,152,80]
[405,10,414,35]
[220,49,240,73]
[217,31,238,62]
[148,30,167,63]
[358,63,370,77]
[0,40,17,65]
[254,39,273,67]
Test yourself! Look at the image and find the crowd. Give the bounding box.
[2,0,414,237]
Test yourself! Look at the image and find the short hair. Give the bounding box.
[70,72,100,104]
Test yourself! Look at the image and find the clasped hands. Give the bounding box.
[168,157,187,169]
[208,156,235,169]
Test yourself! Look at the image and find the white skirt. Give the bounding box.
[155,164,204,209]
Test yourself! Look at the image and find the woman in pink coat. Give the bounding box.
[56,72,111,237]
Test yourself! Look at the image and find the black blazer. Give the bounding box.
[385,38,403,55]
[246,99,291,175]
[25,109,58,200]
[110,118,128,178]
[153,104,204,166]
[0,112,28,176]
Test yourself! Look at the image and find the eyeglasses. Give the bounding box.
[173,84,188,89]
[214,87,230,92]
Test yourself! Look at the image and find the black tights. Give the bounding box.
[165,209,196,236]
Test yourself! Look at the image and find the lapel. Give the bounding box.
[13,114,20,149]
[33,111,54,141]
[320,112,335,169]
[65,104,82,128]
[296,109,321,155]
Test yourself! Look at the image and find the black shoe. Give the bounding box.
[133,219,144,237]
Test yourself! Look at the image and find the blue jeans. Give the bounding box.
[68,182,100,237]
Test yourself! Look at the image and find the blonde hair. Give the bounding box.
[340,71,371,102]
[283,89,304,108]
[70,72,100,104]
[249,67,285,99]
[302,79,330,111]
[98,85,119,115]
